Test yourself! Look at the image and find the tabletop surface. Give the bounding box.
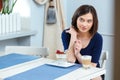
[0,54,106,80]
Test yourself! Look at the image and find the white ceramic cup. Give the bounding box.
[56,53,66,62]
[82,55,92,69]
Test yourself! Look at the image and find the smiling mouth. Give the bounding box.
[81,27,87,30]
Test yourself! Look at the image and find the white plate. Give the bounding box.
[46,61,75,68]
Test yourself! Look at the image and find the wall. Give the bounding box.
[30,0,44,47]
[65,0,114,80]
[13,0,44,47]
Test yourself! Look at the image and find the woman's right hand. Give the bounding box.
[65,27,78,37]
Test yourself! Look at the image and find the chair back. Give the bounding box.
[5,46,49,57]
[99,50,108,69]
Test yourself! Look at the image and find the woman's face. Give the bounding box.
[76,12,93,33]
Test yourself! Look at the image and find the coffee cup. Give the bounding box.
[82,55,92,69]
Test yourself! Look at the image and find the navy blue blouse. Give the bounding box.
[61,29,103,67]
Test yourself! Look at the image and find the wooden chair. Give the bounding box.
[5,46,49,58]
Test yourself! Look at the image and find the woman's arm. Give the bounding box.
[66,35,77,63]
[62,27,78,63]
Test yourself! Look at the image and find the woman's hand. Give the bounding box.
[74,40,82,55]
[66,27,78,37]
[72,40,83,64]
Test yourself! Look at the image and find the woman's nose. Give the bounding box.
[82,21,88,27]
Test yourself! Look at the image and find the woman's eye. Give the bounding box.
[79,18,84,22]
[88,20,93,23]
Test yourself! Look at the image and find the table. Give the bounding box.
[0,54,106,80]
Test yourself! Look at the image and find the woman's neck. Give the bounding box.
[77,32,92,49]
[77,32,91,40]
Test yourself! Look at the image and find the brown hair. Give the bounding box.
[71,5,98,36]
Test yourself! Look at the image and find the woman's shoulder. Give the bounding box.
[92,32,103,40]
[95,32,102,37]
[62,28,70,35]
[62,28,69,32]
[62,28,70,39]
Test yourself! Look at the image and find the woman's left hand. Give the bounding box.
[74,40,82,55]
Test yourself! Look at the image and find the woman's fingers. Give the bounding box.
[66,27,77,34]
[74,40,82,54]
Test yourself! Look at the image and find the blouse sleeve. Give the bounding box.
[61,29,71,51]
[91,33,103,64]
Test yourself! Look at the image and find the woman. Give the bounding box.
[62,5,103,80]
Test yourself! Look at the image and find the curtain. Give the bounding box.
[43,0,66,59]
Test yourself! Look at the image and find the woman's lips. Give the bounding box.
[81,27,87,31]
